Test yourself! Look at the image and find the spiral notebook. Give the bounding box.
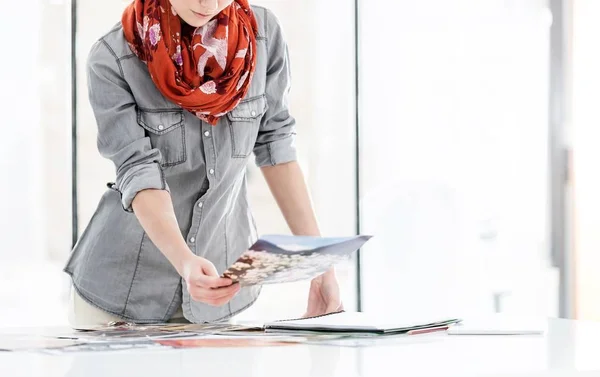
[264,311,462,334]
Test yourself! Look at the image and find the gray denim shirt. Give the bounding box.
[64,5,297,324]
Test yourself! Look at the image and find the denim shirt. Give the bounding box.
[64,5,297,324]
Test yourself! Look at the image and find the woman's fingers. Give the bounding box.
[194,274,234,289]
[183,255,240,305]
[200,259,221,277]
[188,282,241,305]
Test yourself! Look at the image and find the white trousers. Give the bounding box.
[68,286,186,328]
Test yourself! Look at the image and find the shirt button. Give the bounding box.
[190,237,196,243]
[204,131,210,137]
[250,111,257,117]
[198,202,203,208]
[157,124,164,131]
[209,169,215,175]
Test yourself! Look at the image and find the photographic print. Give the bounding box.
[222,235,372,286]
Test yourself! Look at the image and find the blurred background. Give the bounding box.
[0,0,598,327]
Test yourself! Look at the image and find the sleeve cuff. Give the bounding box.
[254,135,297,167]
[118,163,169,212]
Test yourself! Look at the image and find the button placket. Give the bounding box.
[188,200,205,249]
[203,123,217,181]
[187,121,213,253]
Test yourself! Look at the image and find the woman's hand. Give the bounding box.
[304,268,343,317]
[131,190,239,306]
[179,254,240,306]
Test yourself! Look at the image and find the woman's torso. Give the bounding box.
[64,5,282,324]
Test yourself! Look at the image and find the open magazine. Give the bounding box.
[222,235,372,286]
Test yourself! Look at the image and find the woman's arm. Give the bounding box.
[261,161,342,316]
[260,161,320,236]
[132,189,239,306]
[131,189,192,275]
[256,11,341,316]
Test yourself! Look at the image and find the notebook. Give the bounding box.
[264,311,462,334]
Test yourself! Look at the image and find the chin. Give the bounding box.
[184,19,209,27]
[180,14,210,28]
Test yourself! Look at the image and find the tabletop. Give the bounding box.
[1,317,600,377]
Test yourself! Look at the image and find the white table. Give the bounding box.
[1,317,600,377]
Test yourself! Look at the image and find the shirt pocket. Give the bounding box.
[227,94,268,158]
[137,109,186,167]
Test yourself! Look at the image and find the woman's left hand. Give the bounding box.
[304,268,343,317]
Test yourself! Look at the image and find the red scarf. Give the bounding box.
[122,0,258,125]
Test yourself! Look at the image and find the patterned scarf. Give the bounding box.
[122,0,258,125]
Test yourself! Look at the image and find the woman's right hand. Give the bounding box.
[130,190,240,306]
[178,254,241,306]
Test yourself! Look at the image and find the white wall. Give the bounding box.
[0,0,71,327]
[359,0,558,318]
[0,2,43,261]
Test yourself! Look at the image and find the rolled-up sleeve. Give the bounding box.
[87,39,169,212]
[253,9,298,167]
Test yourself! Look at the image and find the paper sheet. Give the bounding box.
[222,235,371,286]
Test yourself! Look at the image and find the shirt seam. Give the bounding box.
[264,7,269,57]
[162,282,182,322]
[268,143,275,165]
[250,5,268,39]
[224,215,231,315]
[100,38,125,78]
[158,164,167,190]
[122,231,146,315]
[119,54,137,61]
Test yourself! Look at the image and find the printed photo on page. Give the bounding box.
[222,235,372,286]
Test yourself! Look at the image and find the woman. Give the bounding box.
[64,0,342,326]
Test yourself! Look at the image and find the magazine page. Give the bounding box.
[222,235,372,286]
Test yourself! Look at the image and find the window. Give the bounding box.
[359,0,558,318]
[0,2,72,327]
